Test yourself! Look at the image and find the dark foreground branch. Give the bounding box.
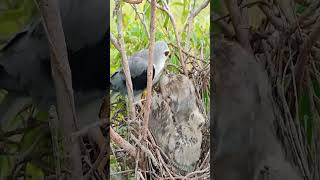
[38,0,83,179]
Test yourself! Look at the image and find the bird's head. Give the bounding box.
[154,41,171,63]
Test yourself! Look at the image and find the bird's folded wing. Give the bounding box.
[128,56,149,78]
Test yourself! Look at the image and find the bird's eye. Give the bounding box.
[164,51,170,57]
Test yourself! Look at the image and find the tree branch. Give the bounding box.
[225,0,252,51]
[110,127,137,157]
[295,19,320,93]
[114,0,136,119]
[123,0,143,4]
[142,0,156,139]
[37,0,83,179]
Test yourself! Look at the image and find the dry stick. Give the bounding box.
[225,0,252,52]
[182,0,209,61]
[295,19,320,94]
[181,0,209,35]
[84,143,108,179]
[110,127,137,157]
[123,0,143,4]
[143,0,156,139]
[131,4,150,38]
[110,33,121,51]
[48,106,61,180]
[155,0,188,76]
[115,0,136,119]
[37,0,83,179]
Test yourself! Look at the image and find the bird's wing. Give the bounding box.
[128,56,148,78]
[0,20,50,96]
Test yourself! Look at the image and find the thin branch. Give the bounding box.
[48,106,61,180]
[123,0,143,4]
[181,0,209,35]
[153,0,188,76]
[114,0,136,119]
[295,19,320,93]
[225,0,252,51]
[110,127,137,157]
[143,0,156,139]
[110,32,121,51]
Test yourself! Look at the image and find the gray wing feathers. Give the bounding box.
[128,56,149,78]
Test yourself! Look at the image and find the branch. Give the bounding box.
[181,0,209,35]
[114,0,136,119]
[37,0,83,179]
[225,0,252,51]
[182,0,209,55]
[48,106,61,180]
[110,127,137,157]
[295,19,320,92]
[123,0,143,4]
[153,0,188,76]
[143,0,156,139]
[110,32,121,51]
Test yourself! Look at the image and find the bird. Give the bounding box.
[0,0,108,148]
[110,41,170,98]
[149,74,205,173]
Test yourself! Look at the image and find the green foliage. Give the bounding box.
[25,162,45,180]
[110,0,210,74]
[0,0,37,48]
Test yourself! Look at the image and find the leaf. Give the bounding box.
[25,163,45,180]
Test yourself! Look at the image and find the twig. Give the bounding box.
[114,0,136,119]
[84,143,108,179]
[131,134,159,168]
[110,33,121,51]
[72,118,108,138]
[152,0,188,76]
[295,18,320,93]
[123,0,143,4]
[110,127,137,157]
[131,5,150,38]
[225,0,252,51]
[143,0,156,139]
[181,0,209,35]
[48,106,61,180]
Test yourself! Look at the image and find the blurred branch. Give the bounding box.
[225,0,252,51]
[48,106,62,180]
[84,143,108,179]
[296,19,320,93]
[72,118,108,138]
[37,0,83,179]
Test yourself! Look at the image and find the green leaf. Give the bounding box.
[25,163,45,180]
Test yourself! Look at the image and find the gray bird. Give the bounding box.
[110,41,170,97]
[0,0,108,150]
